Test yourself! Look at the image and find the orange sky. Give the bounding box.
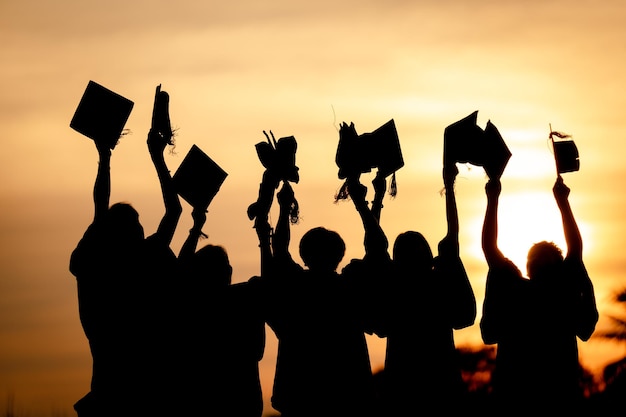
[2,0,626,415]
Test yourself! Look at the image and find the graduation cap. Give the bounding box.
[443,110,484,168]
[550,127,579,174]
[151,84,173,145]
[254,132,299,183]
[360,119,404,178]
[172,144,228,210]
[336,122,364,179]
[335,119,403,201]
[444,112,512,179]
[336,119,404,179]
[70,80,134,149]
[482,120,512,179]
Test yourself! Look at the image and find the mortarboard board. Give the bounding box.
[151,84,173,145]
[482,120,512,179]
[254,133,299,183]
[172,144,228,210]
[336,120,404,179]
[552,137,580,174]
[443,111,484,168]
[70,80,134,149]
[360,119,404,178]
[336,122,363,179]
[274,135,299,183]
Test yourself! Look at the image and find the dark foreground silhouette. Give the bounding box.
[480,176,598,413]
[68,91,605,417]
[70,85,182,416]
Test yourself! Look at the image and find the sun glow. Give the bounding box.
[467,191,568,273]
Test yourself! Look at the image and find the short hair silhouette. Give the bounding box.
[299,226,346,271]
[526,240,564,281]
[191,244,233,287]
[105,202,144,242]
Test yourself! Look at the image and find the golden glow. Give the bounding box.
[467,191,567,273]
[1,1,625,414]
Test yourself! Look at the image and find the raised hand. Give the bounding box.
[485,178,502,200]
[277,181,295,209]
[147,128,168,156]
[553,175,570,203]
[443,163,458,188]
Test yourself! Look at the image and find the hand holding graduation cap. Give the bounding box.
[277,180,296,210]
[372,171,387,200]
[147,128,168,156]
[553,175,570,204]
[70,80,134,150]
[95,134,112,158]
[443,111,511,180]
[443,163,459,187]
[485,178,502,200]
[347,177,368,208]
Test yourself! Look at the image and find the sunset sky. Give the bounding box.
[2,0,626,415]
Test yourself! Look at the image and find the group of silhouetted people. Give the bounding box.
[69,86,598,417]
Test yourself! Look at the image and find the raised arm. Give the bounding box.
[553,176,582,260]
[553,176,598,340]
[273,181,297,266]
[479,178,506,344]
[347,176,389,262]
[438,165,460,257]
[147,129,182,245]
[438,164,476,329]
[179,208,207,263]
[482,178,505,265]
[369,172,386,223]
[93,140,112,223]
[253,170,280,277]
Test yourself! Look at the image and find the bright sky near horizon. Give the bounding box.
[2,0,626,415]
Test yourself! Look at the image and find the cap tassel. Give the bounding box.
[389,172,398,198]
[289,198,300,224]
[334,180,350,203]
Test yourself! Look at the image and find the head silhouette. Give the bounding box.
[526,240,563,282]
[105,202,144,246]
[299,227,345,273]
[193,244,233,288]
[392,231,433,274]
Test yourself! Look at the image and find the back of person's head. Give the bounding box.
[299,227,345,273]
[193,244,233,287]
[526,240,563,282]
[106,202,144,245]
[392,231,433,274]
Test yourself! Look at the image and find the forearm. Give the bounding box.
[151,151,182,243]
[558,198,583,259]
[93,150,111,221]
[355,198,389,260]
[257,223,273,277]
[440,179,460,257]
[273,202,291,258]
[482,195,501,263]
[179,229,202,261]
[444,181,459,241]
[370,192,384,223]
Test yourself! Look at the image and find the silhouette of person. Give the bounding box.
[340,173,395,344]
[480,175,598,413]
[370,164,476,416]
[254,174,383,417]
[69,105,182,415]
[174,206,265,417]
